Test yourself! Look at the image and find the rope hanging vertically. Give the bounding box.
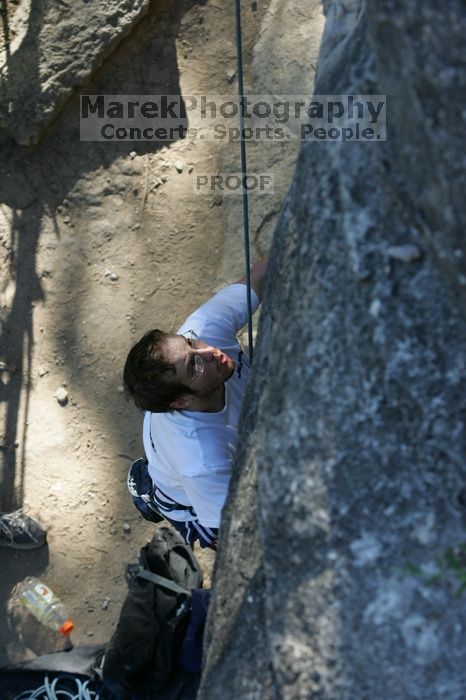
[234,0,254,363]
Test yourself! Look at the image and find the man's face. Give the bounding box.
[162,335,235,402]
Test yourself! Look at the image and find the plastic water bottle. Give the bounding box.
[17,577,74,636]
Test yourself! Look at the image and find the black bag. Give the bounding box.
[102,527,203,697]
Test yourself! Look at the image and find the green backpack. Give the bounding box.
[102,527,203,697]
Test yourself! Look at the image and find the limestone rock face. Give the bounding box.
[0,0,150,145]
[199,1,466,699]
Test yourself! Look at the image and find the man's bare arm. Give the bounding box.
[236,256,268,303]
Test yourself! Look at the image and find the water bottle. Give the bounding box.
[17,577,74,636]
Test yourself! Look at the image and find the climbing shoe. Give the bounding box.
[0,509,47,549]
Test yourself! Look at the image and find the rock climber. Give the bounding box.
[123,256,268,549]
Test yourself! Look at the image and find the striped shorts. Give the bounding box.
[127,458,218,550]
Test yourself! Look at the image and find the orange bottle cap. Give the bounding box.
[59,620,74,636]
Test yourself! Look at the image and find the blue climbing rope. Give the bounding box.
[234,0,254,363]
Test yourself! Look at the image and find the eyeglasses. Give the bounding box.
[186,337,205,379]
[193,353,204,375]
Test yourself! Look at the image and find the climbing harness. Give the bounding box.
[234,0,254,363]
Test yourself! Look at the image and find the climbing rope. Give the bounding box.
[12,675,100,700]
[234,0,254,363]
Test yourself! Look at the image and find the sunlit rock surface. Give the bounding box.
[0,0,150,145]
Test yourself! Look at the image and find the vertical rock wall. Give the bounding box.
[200,1,466,698]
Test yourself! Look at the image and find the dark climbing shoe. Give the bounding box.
[0,509,47,549]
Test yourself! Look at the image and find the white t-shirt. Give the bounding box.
[143,284,260,528]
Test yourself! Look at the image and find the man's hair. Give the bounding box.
[123,329,191,413]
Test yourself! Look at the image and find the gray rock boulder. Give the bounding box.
[200,1,466,699]
[0,0,150,145]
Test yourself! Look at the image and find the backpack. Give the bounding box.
[102,527,203,697]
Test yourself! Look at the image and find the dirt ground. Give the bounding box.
[0,0,323,666]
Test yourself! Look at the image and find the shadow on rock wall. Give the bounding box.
[0,0,205,511]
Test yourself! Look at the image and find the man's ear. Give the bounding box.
[169,395,192,410]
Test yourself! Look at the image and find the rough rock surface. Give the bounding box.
[0,0,150,145]
[200,1,466,699]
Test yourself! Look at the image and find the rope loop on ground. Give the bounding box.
[12,674,100,700]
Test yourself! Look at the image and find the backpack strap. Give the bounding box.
[129,564,191,596]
